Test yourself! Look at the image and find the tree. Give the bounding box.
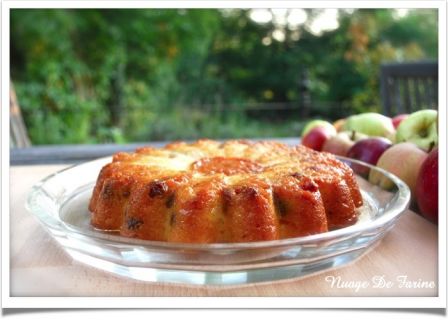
[10,9,438,144]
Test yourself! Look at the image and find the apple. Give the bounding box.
[416,147,438,224]
[368,143,428,200]
[301,126,335,151]
[322,131,368,157]
[392,114,409,129]
[333,118,346,132]
[346,137,392,176]
[301,120,336,138]
[395,109,438,152]
[343,113,395,140]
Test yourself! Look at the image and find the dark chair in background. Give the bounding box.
[380,61,438,116]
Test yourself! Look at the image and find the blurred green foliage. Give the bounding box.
[10,9,437,144]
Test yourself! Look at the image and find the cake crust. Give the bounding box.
[89,139,363,243]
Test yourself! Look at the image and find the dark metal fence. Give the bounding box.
[194,100,352,122]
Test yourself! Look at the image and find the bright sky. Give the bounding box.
[396,9,410,17]
[249,9,339,36]
[309,9,339,35]
[249,9,410,42]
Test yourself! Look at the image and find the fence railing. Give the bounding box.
[380,61,438,116]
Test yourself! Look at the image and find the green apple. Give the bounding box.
[395,109,438,152]
[301,120,336,138]
[369,142,428,201]
[342,113,395,140]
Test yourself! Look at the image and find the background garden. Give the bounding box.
[10,9,438,145]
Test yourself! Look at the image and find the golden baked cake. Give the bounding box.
[89,139,363,243]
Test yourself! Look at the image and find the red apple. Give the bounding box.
[301,126,335,151]
[416,148,438,224]
[392,114,409,129]
[322,131,368,157]
[347,137,392,176]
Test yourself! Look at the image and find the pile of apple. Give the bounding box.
[301,110,438,224]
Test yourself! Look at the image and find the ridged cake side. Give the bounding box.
[89,139,363,243]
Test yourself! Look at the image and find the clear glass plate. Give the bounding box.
[26,156,410,286]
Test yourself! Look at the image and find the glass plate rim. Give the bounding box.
[26,154,411,251]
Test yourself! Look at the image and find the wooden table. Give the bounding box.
[10,164,438,297]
